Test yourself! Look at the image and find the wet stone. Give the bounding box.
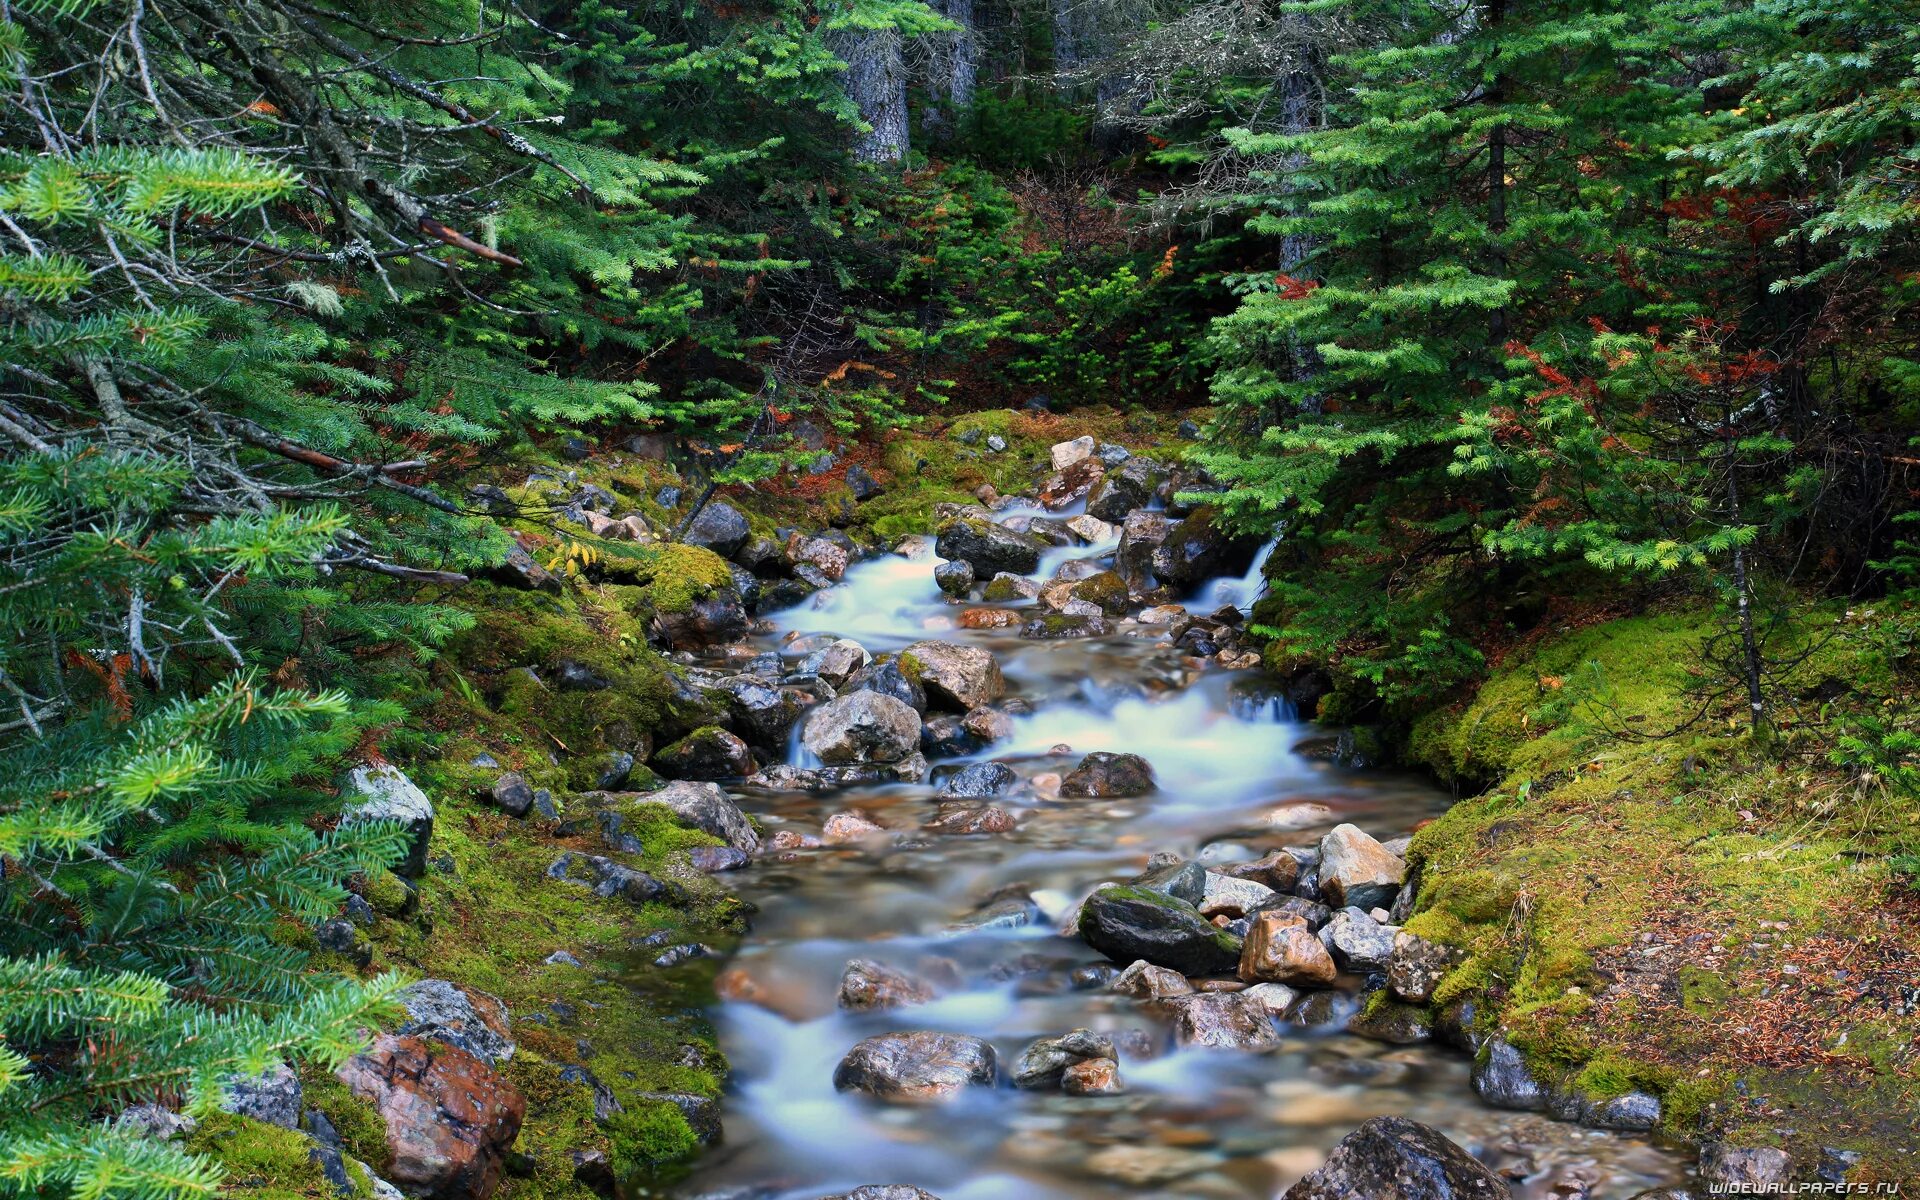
[832,1032,997,1103]
[838,959,936,1011]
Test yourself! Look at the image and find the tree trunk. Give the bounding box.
[838,28,909,165]
[1485,0,1509,344]
[1279,27,1323,405]
[925,0,978,140]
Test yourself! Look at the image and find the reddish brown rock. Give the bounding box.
[1239,910,1337,986]
[336,1034,525,1199]
[957,607,1022,630]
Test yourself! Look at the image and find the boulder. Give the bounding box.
[1064,514,1116,544]
[1059,752,1155,798]
[933,518,1045,576]
[837,959,936,1010]
[844,464,882,501]
[487,773,534,819]
[1239,910,1337,986]
[396,980,515,1065]
[1219,850,1300,893]
[1111,959,1194,999]
[1050,435,1096,469]
[338,1034,526,1200]
[933,559,974,597]
[490,543,561,593]
[1115,511,1172,592]
[1322,908,1397,973]
[1149,506,1260,586]
[221,1062,303,1129]
[1013,1029,1115,1090]
[968,575,1027,606]
[1699,1144,1793,1190]
[1199,872,1276,919]
[846,657,927,712]
[1317,824,1405,911]
[1472,1038,1547,1111]
[787,532,850,582]
[344,764,434,878]
[1086,458,1159,522]
[1038,457,1104,510]
[1162,992,1283,1051]
[799,638,870,687]
[1131,858,1207,905]
[1281,1117,1510,1200]
[900,641,1005,711]
[681,501,750,559]
[628,781,759,853]
[1077,884,1243,975]
[937,761,1018,798]
[1388,931,1460,1003]
[803,691,922,764]
[718,677,810,749]
[649,588,749,650]
[653,727,754,780]
[1346,993,1434,1045]
[832,1032,997,1103]
[1062,1057,1122,1095]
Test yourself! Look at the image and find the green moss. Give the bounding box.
[361,869,411,917]
[188,1112,331,1199]
[606,1101,698,1179]
[981,576,1026,602]
[300,1072,390,1175]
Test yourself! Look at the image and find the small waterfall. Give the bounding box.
[1194,537,1278,612]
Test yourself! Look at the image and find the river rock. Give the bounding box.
[1013,1028,1115,1090]
[1150,506,1260,586]
[627,780,759,853]
[1550,1086,1663,1132]
[397,980,514,1065]
[838,959,936,1010]
[927,803,1016,833]
[799,637,870,687]
[1131,857,1207,905]
[803,691,922,764]
[1199,872,1276,918]
[901,640,1005,710]
[934,559,974,596]
[1022,613,1109,639]
[1087,457,1158,522]
[1472,1038,1547,1111]
[1346,991,1434,1045]
[1115,510,1172,592]
[1257,894,1332,930]
[653,727,755,780]
[832,1032,997,1102]
[1059,752,1155,798]
[1220,850,1300,893]
[1163,992,1283,1051]
[718,677,809,749]
[337,1033,526,1200]
[344,764,434,878]
[1050,435,1096,469]
[1111,959,1195,999]
[1698,1144,1793,1189]
[1281,1116,1510,1200]
[682,501,751,559]
[787,532,849,581]
[743,764,831,793]
[816,1189,941,1200]
[1318,824,1405,910]
[1241,982,1300,1016]
[1239,910,1337,986]
[1322,908,1397,972]
[487,772,534,818]
[822,811,886,843]
[978,572,1037,603]
[649,588,749,650]
[937,761,1018,798]
[817,753,929,788]
[1077,884,1243,975]
[1388,931,1460,1003]
[1064,514,1116,543]
[846,657,927,712]
[934,517,1045,576]
[1062,1057,1122,1095]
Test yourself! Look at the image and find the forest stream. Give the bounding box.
[665,508,1697,1200]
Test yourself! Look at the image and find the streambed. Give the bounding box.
[668,526,1693,1200]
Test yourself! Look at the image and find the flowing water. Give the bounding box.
[672,531,1694,1200]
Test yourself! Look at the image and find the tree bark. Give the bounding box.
[925,0,978,139]
[1485,0,1509,344]
[838,28,910,165]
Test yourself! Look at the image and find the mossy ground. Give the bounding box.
[1398,600,1920,1183]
